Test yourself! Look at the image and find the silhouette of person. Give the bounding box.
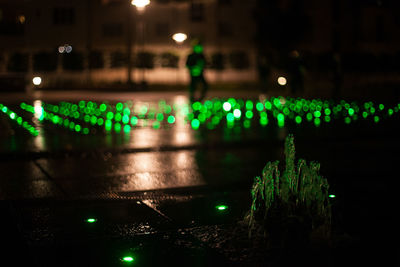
[186,43,208,102]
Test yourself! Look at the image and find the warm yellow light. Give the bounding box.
[17,15,26,24]
[277,76,287,86]
[131,0,150,8]
[172,33,187,43]
[32,76,42,86]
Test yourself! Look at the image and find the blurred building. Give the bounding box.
[0,0,399,94]
[0,0,257,89]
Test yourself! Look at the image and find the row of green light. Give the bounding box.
[187,97,400,130]
[20,102,90,134]
[0,103,39,136]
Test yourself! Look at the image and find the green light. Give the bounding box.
[86,218,97,223]
[265,101,272,110]
[115,113,122,122]
[379,104,384,110]
[295,116,302,124]
[329,194,336,198]
[388,109,394,116]
[348,108,355,116]
[83,128,89,134]
[374,116,379,123]
[152,121,160,129]
[75,125,81,132]
[324,116,331,122]
[156,113,164,121]
[167,115,175,124]
[124,124,131,133]
[100,103,107,112]
[191,119,200,129]
[105,120,112,131]
[314,117,321,127]
[130,116,138,125]
[223,102,231,112]
[344,117,351,124]
[122,115,130,124]
[10,112,16,119]
[306,113,313,121]
[245,100,253,110]
[233,109,241,118]
[116,102,123,111]
[216,205,228,211]
[245,110,253,119]
[226,113,234,122]
[256,102,264,111]
[192,101,201,111]
[313,110,321,118]
[97,118,104,126]
[106,112,114,120]
[122,256,134,263]
[362,111,368,119]
[277,113,284,122]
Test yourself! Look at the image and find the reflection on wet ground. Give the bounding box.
[1,93,399,265]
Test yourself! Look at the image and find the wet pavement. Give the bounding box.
[0,90,399,266]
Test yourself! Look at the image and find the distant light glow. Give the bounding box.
[32,76,42,85]
[222,102,231,112]
[86,218,97,223]
[172,33,187,43]
[131,0,150,11]
[329,194,336,198]
[216,205,228,211]
[277,76,287,86]
[122,256,135,263]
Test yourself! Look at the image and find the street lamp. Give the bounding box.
[172,33,187,44]
[131,0,150,88]
[131,0,150,13]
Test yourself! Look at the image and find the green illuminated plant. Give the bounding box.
[246,134,331,245]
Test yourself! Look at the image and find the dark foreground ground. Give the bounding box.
[0,91,398,266]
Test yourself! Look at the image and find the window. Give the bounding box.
[33,52,58,72]
[154,22,169,36]
[110,52,127,68]
[7,53,29,72]
[136,52,155,69]
[62,52,84,71]
[229,51,249,69]
[210,53,225,70]
[88,51,104,69]
[190,3,204,22]
[102,23,123,37]
[218,22,233,37]
[160,52,179,68]
[53,7,75,25]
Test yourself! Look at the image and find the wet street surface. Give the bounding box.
[0,91,399,266]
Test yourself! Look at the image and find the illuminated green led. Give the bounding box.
[97,118,104,126]
[124,124,131,133]
[75,125,81,132]
[374,116,379,123]
[223,102,231,112]
[313,110,321,118]
[348,108,354,116]
[167,115,175,124]
[344,117,351,124]
[198,113,206,122]
[86,218,97,223]
[122,115,130,124]
[306,113,313,121]
[295,116,302,124]
[191,119,200,129]
[226,113,234,122]
[362,111,368,119]
[264,101,272,110]
[277,113,284,122]
[99,103,107,112]
[130,116,138,125]
[314,117,321,127]
[2,106,7,112]
[106,112,114,120]
[216,205,228,211]
[245,100,253,110]
[233,109,241,118]
[115,113,122,122]
[152,121,160,129]
[329,194,336,198]
[121,256,135,263]
[260,117,268,126]
[211,116,220,125]
[156,113,164,121]
[90,116,97,125]
[379,104,384,110]
[192,101,201,111]
[324,116,331,122]
[256,102,264,111]
[388,109,394,116]
[116,102,123,111]
[10,112,16,119]
[105,120,112,131]
[123,108,130,116]
[245,110,253,119]
[114,123,121,132]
